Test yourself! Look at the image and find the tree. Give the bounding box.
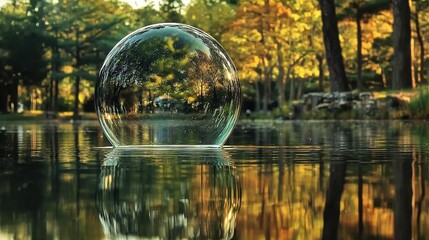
[54,0,124,119]
[356,5,364,90]
[225,0,293,112]
[337,0,390,90]
[224,0,277,112]
[283,1,322,101]
[411,0,429,84]
[185,0,235,41]
[43,1,68,115]
[391,0,412,89]
[318,0,350,92]
[160,0,184,22]
[0,0,48,112]
[131,4,164,28]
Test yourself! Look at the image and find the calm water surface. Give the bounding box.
[1,120,429,239]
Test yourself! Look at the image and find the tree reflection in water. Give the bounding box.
[322,124,352,240]
[1,121,429,239]
[393,152,412,239]
[96,148,241,239]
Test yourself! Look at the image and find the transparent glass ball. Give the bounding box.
[96,23,241,148]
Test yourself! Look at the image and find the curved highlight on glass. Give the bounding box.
[96,23,241,148]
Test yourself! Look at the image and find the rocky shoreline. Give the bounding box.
[290,92,414,119]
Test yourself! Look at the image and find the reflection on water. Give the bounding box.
[0,120,429,239]
[97,149,241,239]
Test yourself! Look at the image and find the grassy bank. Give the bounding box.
[408,89,429,119]
[2,88,429,121]
[250,88,429,120]
[0,111,98,121]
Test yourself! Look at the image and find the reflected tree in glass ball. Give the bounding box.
[96,149,241,239]
[96,23,241,147]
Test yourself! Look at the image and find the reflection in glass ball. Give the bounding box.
[96,23,241,147]
[96,149,241,239]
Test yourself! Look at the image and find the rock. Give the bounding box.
[302,93,324,112]
[386,96,402,109]
[296,91,406,118]
[338,92,353,110]
[291,102,303,118]
[359,92,373,101]
[315,103,330,110]
[376,96,403,110]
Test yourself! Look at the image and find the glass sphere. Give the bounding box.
[96,23,241,148]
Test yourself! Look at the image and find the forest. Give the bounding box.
[0,0,428,119]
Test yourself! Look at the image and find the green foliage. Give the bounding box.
[185,0,235,41]
[408,88,429,119]
[0,0,49,112]
[272,104,292,119]
[160,0,184,22]
[0,2,48,85]
[0,0,428,117]
[0,0,130,114]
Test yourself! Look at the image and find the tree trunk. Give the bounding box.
[286,65,293,102]
[263,70,270,112]
[73,76,80,119]
[73,29,81,120]
[254,80,261,112]
[52,31,60,116]
[260,0,271,113]
[318,0,349,92]
[317,54,325,91]
[0,82,8,112]
[414,10,426,84]
[427,67,429,84]
[289,76,295,102]
[262,58,270,113]
[49,44,57,114]
[277,41,286,107]
[297,78,304,100]
[11,81,18,112]
[49,30,60,118]
[54,72,59,113]
[356,10,364,90]
[411,35,416,87]
[49,73,54,113]
[381,68,386,89]
[392,0,412,89]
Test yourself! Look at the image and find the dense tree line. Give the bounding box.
[0,0,428,117]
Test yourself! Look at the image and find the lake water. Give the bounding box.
[0,120,428,239]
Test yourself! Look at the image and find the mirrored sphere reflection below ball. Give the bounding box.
[96,23,241,147]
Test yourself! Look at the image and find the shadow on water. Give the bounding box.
[0,120,429,239]
[96,148,241,239]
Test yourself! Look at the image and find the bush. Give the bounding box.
[272,104,292,119]
[408,89,429,119]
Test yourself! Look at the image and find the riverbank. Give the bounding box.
[0,111,98,121]
[2,89,429,121]
[265,88,429,120]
